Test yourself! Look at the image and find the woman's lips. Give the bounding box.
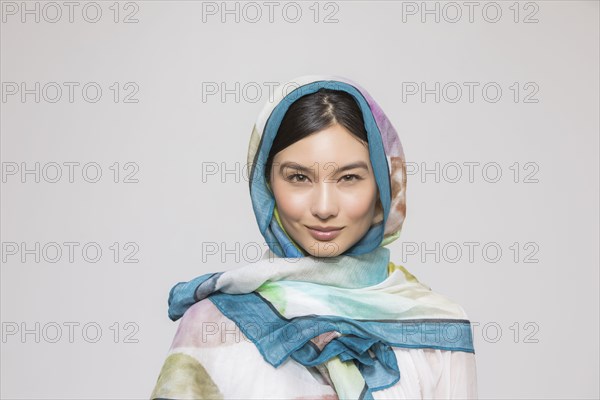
[306,226,343,241]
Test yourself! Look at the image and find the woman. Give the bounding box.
[151,75,478,399]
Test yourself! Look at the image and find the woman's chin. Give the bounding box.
[302,240,346,258]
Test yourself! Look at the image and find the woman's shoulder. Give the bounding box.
[180,298,227,325]
[388,260,472,320]
[172,298,247,349]
[388,261,425,285]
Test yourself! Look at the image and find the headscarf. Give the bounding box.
[154,76,475,400]
[246,75,407,258]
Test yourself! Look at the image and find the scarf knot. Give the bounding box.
[293,334,400,391]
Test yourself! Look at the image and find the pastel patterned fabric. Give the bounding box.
[246,75,407,257]
[150,75,478,399]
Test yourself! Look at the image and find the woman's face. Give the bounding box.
[269,123,383,257]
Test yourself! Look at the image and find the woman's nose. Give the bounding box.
[310,182,339,220]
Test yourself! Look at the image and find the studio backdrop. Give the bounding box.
[1,1,598,399]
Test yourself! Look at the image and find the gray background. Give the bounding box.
[1,1,598,398]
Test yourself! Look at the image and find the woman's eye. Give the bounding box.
[287,174,308,182]
[340,174,361,182]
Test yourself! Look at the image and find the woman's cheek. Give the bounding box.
[341,188,377,219]
[275,190,308,220]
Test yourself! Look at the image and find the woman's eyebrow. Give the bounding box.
[278,161,370,174]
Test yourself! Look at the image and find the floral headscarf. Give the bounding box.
[246,75,407,258]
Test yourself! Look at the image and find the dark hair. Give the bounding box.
[264,88,368,181]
